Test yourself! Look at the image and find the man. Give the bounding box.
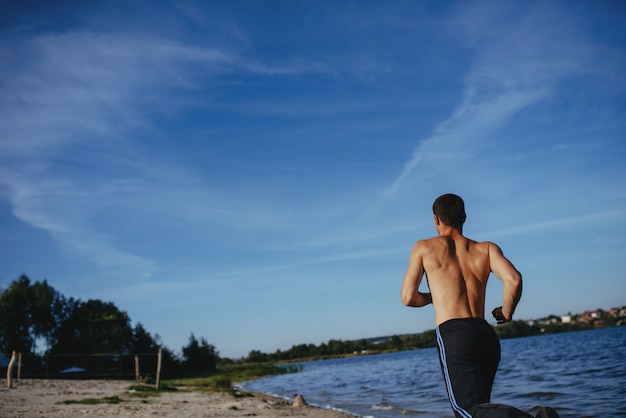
[401,194,558,418]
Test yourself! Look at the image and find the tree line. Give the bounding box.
[245,313,623,363]
[0,275,218,378]
[246,331,440,363]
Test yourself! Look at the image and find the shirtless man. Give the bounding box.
[401,194,558,418]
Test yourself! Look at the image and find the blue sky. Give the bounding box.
[1,0,625,358]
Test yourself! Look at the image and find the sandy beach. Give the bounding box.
[0,379,350,418]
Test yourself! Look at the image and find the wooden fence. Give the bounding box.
[4,348,163,389]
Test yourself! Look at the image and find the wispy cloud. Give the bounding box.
[373,2,603,211]
[0,28,320,279]
[1,169,157,278]
[0,28,344,155]
[379,89,546,204]
[485,210,626,238]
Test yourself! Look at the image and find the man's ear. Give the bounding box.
[434,214,441,225]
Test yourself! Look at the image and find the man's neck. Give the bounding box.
[438,225,463,237]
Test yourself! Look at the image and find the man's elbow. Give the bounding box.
[401,290,418,307]
[401,292,412,307]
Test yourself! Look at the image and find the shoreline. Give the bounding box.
[0,378,351,417]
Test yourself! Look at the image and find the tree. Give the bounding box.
[0,276,191,378]
[129,323,159,354]
[388,335,403,351]
[49,299,133,355]
[247,349,269,363]
[181,333,219,374]
[0,275,66,355]
[494,320,537,339]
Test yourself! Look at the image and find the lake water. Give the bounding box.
[240,326,626,418]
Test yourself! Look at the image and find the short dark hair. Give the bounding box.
[433,194,466,228]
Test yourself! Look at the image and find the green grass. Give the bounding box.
[126,384,178,397]
[162,362,298,395]
[57,395,123,405]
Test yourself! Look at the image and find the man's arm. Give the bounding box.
[401,241,432,307]
[488,242,522,323]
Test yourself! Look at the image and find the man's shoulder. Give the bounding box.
[471,240,502,256]
[413,236,449,254]
[416,235,447,246]
[474,240,500,249]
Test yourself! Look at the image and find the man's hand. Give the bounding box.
[492,306,510,324]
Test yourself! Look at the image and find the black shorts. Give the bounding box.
[435,318,501,418]
[435,318,535,418]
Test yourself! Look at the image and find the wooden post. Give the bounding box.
[17,352,22,381]
[6,351,16,389]
[135,355,140,381]
[155,348,162,390]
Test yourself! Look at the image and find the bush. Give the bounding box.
[211,375,231,390]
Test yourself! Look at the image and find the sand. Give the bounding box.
[0,379,350,417]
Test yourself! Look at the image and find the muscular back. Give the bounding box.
[401,209,523,326]
[420,235,491,325]
[401,225,521,326]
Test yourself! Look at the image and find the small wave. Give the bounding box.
[322,404,362,417]
[517,391,563,400]
[372,401,427,415]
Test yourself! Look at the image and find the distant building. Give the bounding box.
[580,310,601,322]
[561,315,572,324]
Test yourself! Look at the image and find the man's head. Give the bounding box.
[433,194,466,229]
